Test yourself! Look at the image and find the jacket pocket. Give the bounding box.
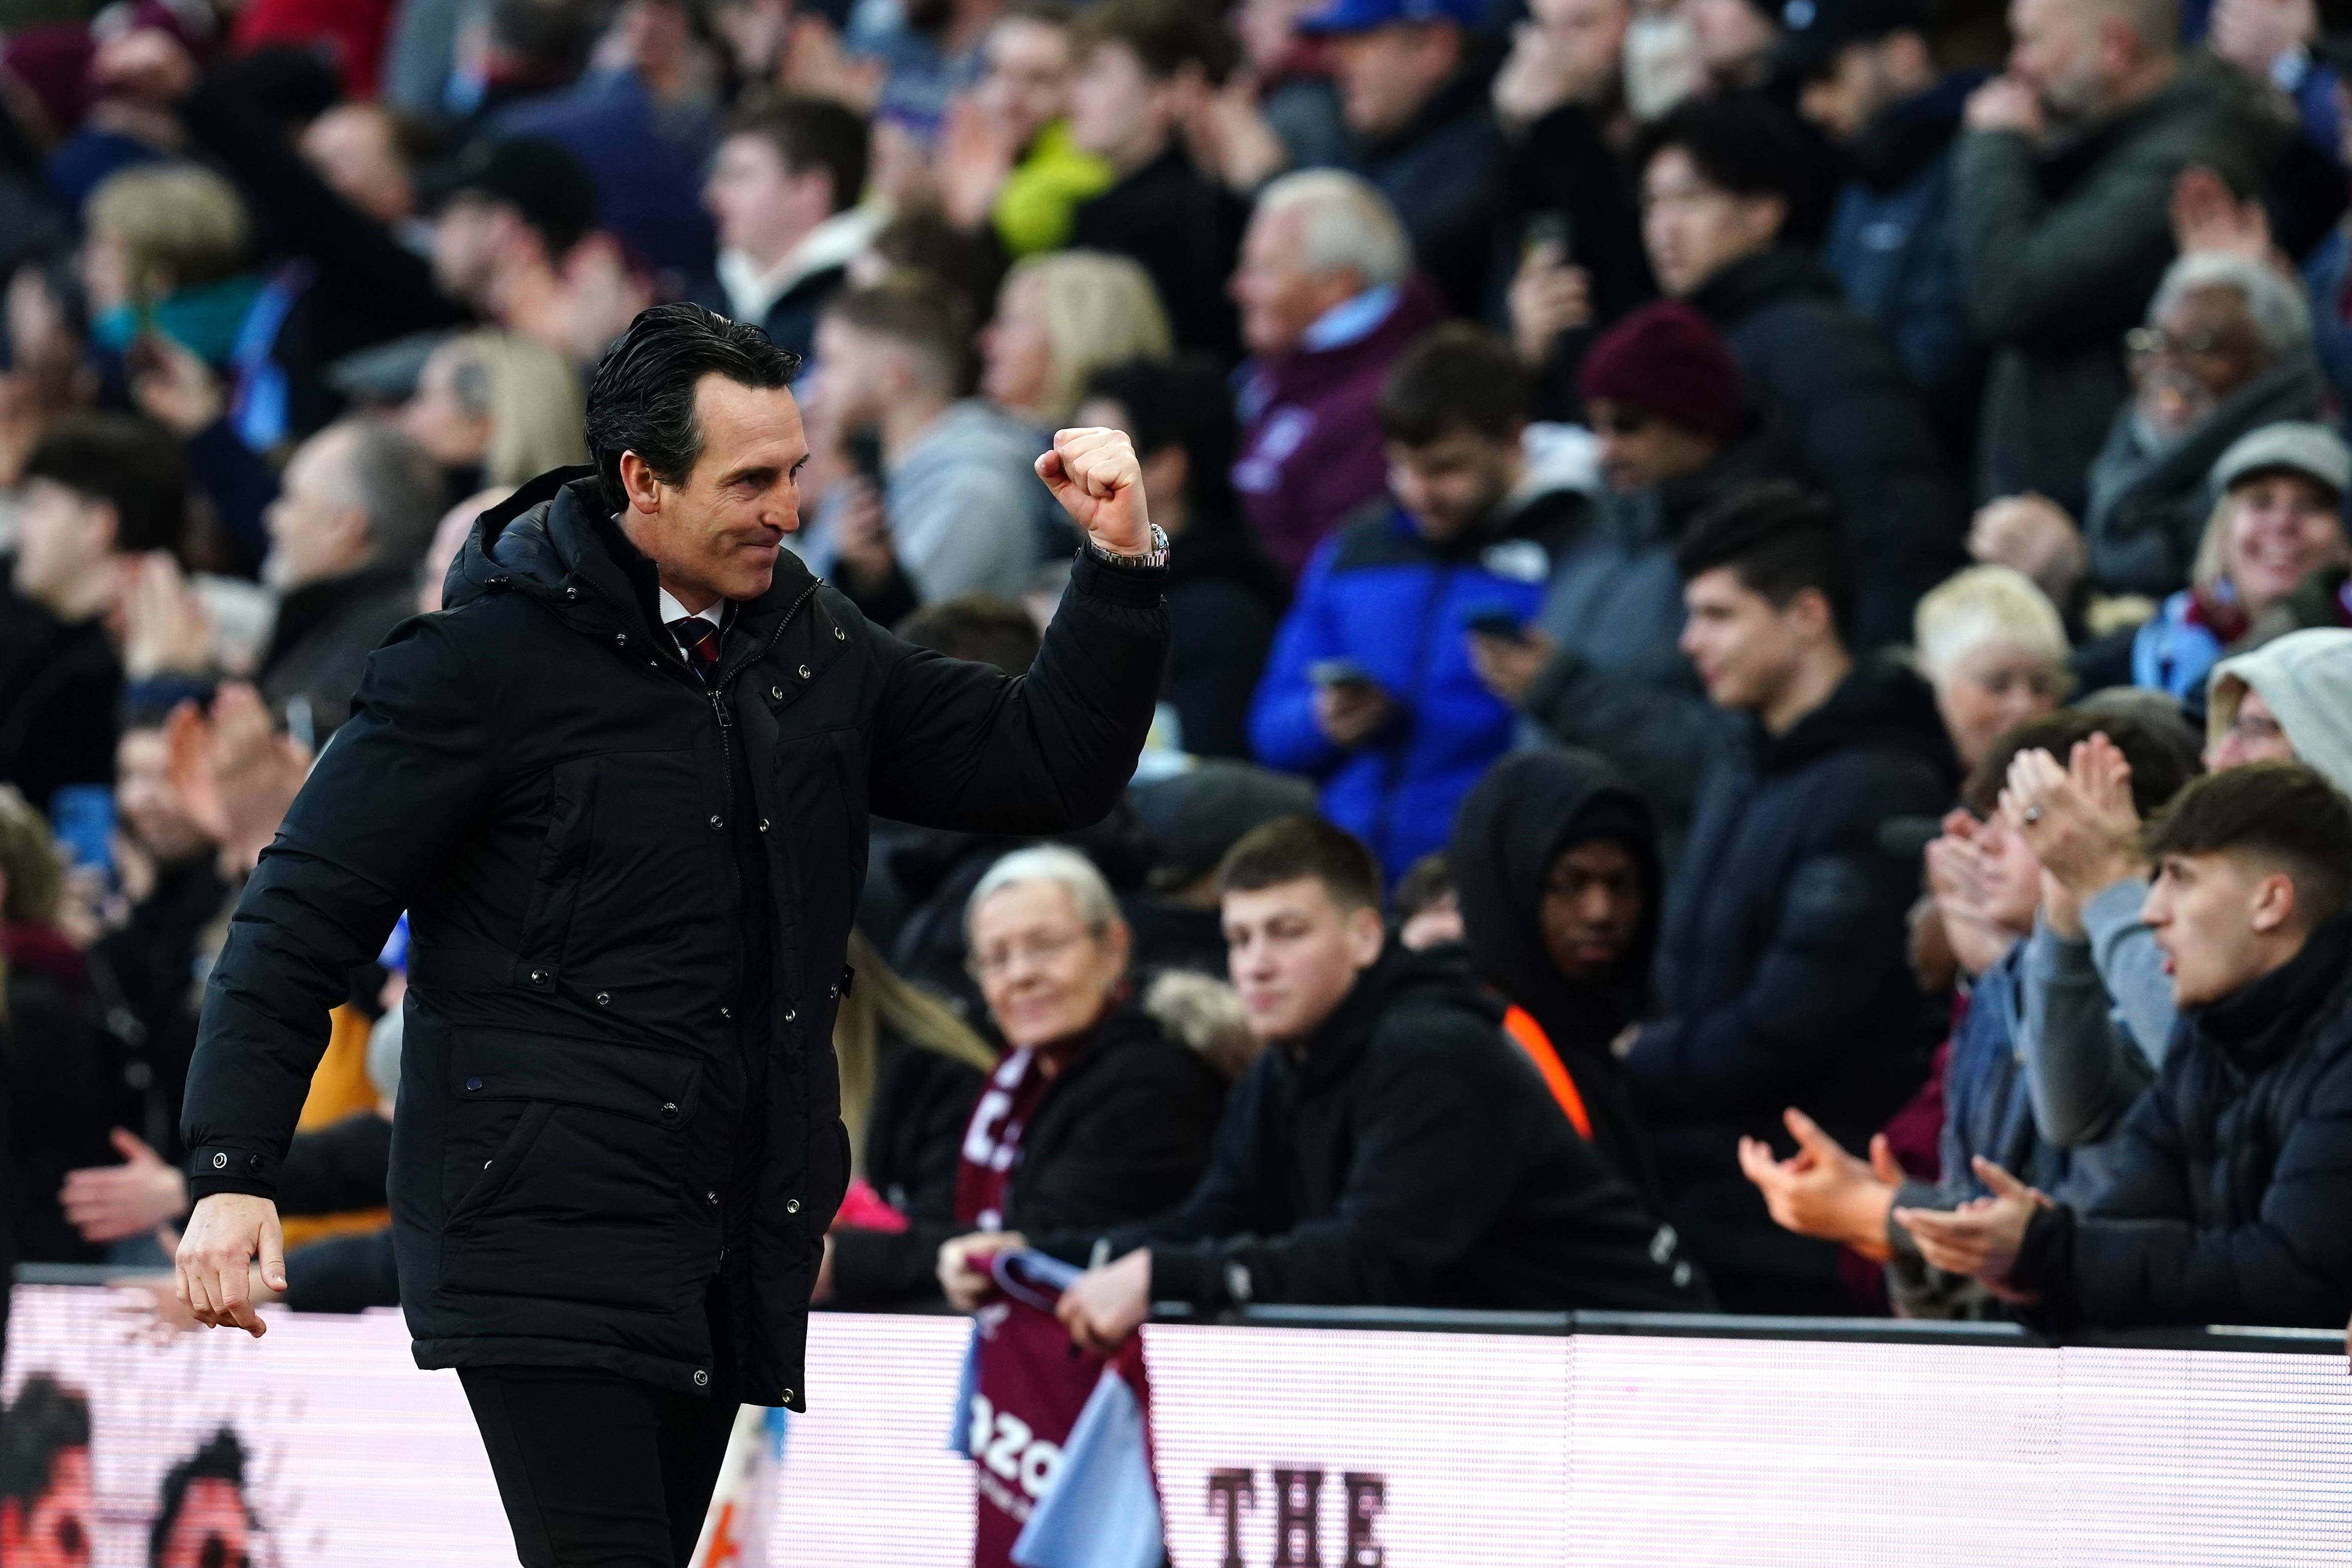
[514,759,598,972]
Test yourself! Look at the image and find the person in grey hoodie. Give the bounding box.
[2004,628,2352,1147]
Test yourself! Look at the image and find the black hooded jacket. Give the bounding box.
[1449,750,1661,1209]
[1628,659,1954,1311]
[1047,944,1713,1315]
[178,467,1167,1408]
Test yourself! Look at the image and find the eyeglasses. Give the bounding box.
[967,926,1097,981]
[2125,325,2234,359]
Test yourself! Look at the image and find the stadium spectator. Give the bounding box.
[1023,815,1711,1347]
[1899,762,2352,1330]
[150,1428,254,1568]
[1122,760,1322,974]
[1063,0,1246,354]
[1227,170,1444,579]
[1628,482,1954,1312]
[1682,0,1783,90]
[1913,564,2072,772]
[1473,300,1775,841]
[1952,0,2274,513]
[1391,849,1463,949]
[980,250,1173,430]
[1450,749,1665,1205]
[1784,0,1985,448]
[398,331,589,495]
[1078,356,1286,759]
[810,272,1050,612]
[2130,422,2351,701]
[936,3,1113,258]
[78,163,259,384]
[0,1376,92,1564]
[1249,325,1582,885]
[423,135,604,360]
[692,95,876,364]
[2,415,189,813]
[1299,0,1508,320]
[1638,95,1968,648]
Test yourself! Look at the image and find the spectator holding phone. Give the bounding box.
[1249,324,1585,885]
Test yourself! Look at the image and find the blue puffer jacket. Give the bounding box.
[1249,492,1582,884]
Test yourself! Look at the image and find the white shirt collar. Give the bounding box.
[715,204,884,325]
[658,588,724,628]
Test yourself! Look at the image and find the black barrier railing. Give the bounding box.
[24,1263,2337,1356]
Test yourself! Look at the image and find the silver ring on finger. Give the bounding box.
[2023,805,2043,825]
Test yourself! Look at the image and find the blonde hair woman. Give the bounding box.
[979,250,1172,427]
[80,165,256,364]
[1913,564,2071,770]
[400,332,589,489]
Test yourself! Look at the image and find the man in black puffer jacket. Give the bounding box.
[1900,763,2352,1330]
[171,304,1170,1567]
[1040,815,1711,1353]
[1637,95,1967,649]
[1629,484,1954,1313]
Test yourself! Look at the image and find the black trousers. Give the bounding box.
[459,1284,741,1567]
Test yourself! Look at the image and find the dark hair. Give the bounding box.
[1005,0,1078,26]
[148,1428,249,1568]
[2145,761,2352,923]
[0,1375,91,1512]
[863,214,1006,360]
[1962,708,2198,820]
[1674,479,1856,645]
[22,415,190,556]
[1378,324,1530,447]
[818,269,973,394]
[894,593,1041,674]
[1392,851,1455,921]
[584,303,802,514]
[1071,0,1239,83]
[726,95,870,217]
[1634,93,1819,229]
[1082,354,1237,519]
[1215,814,1383,912]
[489,0,599,79]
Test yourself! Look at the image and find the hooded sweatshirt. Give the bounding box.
[1448,750,1662,1208]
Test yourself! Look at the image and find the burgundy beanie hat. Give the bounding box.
[1578,300,1747,443]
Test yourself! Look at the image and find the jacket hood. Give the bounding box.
[1293,941,1497,1085]
[1448,749,1660,1054]
[1689,247,1844,329]
[1757,655,1959,780]
[1848,70,1982,193]
[2207,627,2352,796]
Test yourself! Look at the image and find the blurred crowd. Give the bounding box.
[5,0,2352,1384]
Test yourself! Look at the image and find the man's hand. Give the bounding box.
[1467,625,1557,707]
[1736,1108,1903,1259]
[1964,75,2045,137]
[1055,1248,1152,1356]
[121,551,215,679]
[1892,1157,2048,1286]
[175,1192,287,1336]
[1924,809,2015,977]
[2169,163,2275,262]
[128,332,225,438]
[1968,493,2085,604]
[829,476,898,592]
[1037,427,1152,556]
[2001,738,2143,903]
[937,1229,1026,1313]
[1506,244,1592,367]
[1314,680,1395,749]
[60,1128,191,1244]
[166,683,311,876]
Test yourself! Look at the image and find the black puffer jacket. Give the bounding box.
[1689,248,1968,648]
[2012,915,2352,1329]
[1056,945,1713,1314]
[181,467,1167,1408]
[1627,659,1954,1312]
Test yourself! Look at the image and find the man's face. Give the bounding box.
[430,194,515,306]
[1589,397,1720,493]
[617,374,807,605]
[264,426,370,592]
[2007,0,2112,122]
[1223,877,1385,1042]
[2144,849,2288,1007]
[2208,688,2297,770]
[811,315,889,430]
[10,478,115,615]
[1230,206,1359,359]
[1973,811,2046,935]
[1540,838,1646,976]
[1677,565,1812,713]
[1329,23,1459,139]
[118,727,209,862]
[155,1477,247,1568]
[1681,0,1778,76]
[300,104,414,227]
[978,18,1076,148]
[1528,0,1632,101]
[1641,146,1784,297]
[1799,36,1909,141]
[704,134,825,264]
[2131,285,2264,441]
[1387,429,1520,544]
[1067,42,1171,170]
[0,1447,93,1568]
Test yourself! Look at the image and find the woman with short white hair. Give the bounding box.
[1913,564,2072,770]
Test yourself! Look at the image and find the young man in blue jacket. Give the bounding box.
[1247,324,1583,885]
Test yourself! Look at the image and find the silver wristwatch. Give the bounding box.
[1088,522,1170,569]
